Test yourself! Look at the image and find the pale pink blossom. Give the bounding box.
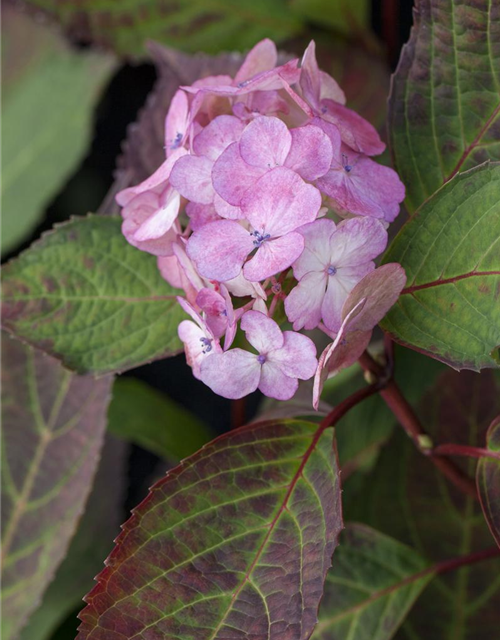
[212,116,333,208]
[317,144,405,222]
[285,217,388,332]
[195,285,239,349]
[177,298,222,379]
[200,311,317,400]
[158,243,203,304]
[299,41,346,110]
[187,167,321,282]
[312,264,407,408]
[164,89,189,155]
[120,191,178,256]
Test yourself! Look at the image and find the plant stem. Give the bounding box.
[319,382,381,430]
[358,351,478,499]
[433,443,500,462]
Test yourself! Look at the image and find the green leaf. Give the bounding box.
[0,334,112,640]
[388,0,500,212]
[346,369,500,640]
[1,6,115,255]
[290,0,369,35]
[477,415,500,548]
[108,378,213,461]
[77,419,342,639]
[1,215,186,375]
[19,0,303,57]
[18,436,127,640]
[381,163,500,371]
[312,524,432,640]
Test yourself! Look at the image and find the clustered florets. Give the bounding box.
[116,39,407,406]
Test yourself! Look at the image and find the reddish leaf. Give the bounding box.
[0,334,112,639]
[77,419,342,639]
[477,415,500,548]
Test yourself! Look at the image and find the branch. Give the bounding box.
[319,382,380,431]
[358,351,478,499]
[433,443,500,462]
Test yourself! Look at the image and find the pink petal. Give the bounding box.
[342,263,407,332]
[121,191,176,256]
[224,272,267,300]
[234,38,278,85]
[186,202,221,230]
[292,218,336,280]
[235,59,301,93]
[158,255,198,304]
[212,142,266,206]
[213,193,244,220]
[312,299,366,409]
[300,41,322,108]
[309,117,342,158]
[321,276,350,332]
[235,90,289,120]
[133,189,180,241]
[196,288,226,316]
[239,116,292,168]
[321,100,385,156]
[115,148,187,206]
[242,167,321,237]
[269,330,318,380]
[178,319,220,380]
[165,89,189,154]
[243,232,305,282]
[240,310,283,354]
[328,217,388,266]
[319,71,346,105]
[187,220,254,282]
[285,270,327,331]
[285,124,333,180]
[172,243,204,292]
[193,115,245,161]
[200,350,261,399]
[259,361,298,400]
[170,154,214,204]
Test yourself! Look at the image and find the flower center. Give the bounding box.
[171,132,183,149]
[251,230,271,248]
[257,354,267,365]
[327,265,337,275]
[200,337,213,354]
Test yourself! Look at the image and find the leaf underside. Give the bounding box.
[388,0,500,213]
[0,334,112,640]
[312,524,432,640]
[77,419,342,640]
[1,215,185,375]
[382,163,500,371]
[477,416,500,548]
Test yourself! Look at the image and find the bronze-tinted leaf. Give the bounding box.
[477,415,500,548]
[0,334,112,639]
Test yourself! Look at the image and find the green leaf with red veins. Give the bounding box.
[345,369,500,640]
[312,524,432,640]
[1,215,185,375]
[77,419,342,640]
[381,163,500,371]
[477,415,500,548]
[388,0,500,213]
[0,334,113,640]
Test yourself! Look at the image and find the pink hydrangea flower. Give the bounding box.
[312,264,407,408]
[195,285,239,349]
[316,145,406,222]
[177,298,222,379]
[187,167,321,282]
[164,89,189,155]
[200,310,318,400]
[212,115,333,209]
[285,217,388,332]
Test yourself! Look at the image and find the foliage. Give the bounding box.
[2,1,500,639]
[1,6,115,256]
[0,333,112,639]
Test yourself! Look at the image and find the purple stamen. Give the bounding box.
[257,354,267,365]
[200,337,213,354]
[327,265,337,275]
[250,230,271,247]
[171,132,183,149]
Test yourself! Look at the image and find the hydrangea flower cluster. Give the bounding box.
[116,39,407,405]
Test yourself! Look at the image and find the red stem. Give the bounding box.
[319,383,381,430]
[433,444,500,462]
[358,351,478,499]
